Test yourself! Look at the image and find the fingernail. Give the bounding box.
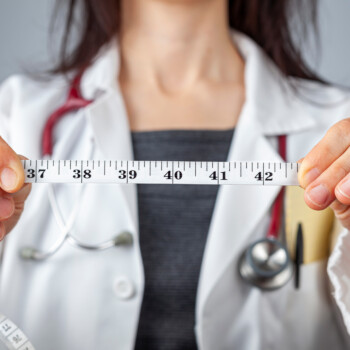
[338,178,350,198]
[303,168,321,186]
[0,196,14,219]
[1,168,18,191]
[306,184,329,207]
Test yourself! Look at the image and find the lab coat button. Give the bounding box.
[114,276,135,300]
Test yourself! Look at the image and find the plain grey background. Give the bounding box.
[0,0,350,84]
[0,0,54,82]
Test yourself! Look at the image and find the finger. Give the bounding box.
[297,158,304,187]
[8,155,31,203]
[0,138,24,193]
[3,201,25,235]
[304,146,350,210]
[0,155,31,235]
[10,183,32,205]
[330,199,350,228]
[0,222,6,241]
[335,172,350,205]
[298,119,350,188]
[0,181,31,236]
[0,192,14,220]
[1,184,31,234]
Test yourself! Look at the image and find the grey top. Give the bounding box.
[132,129,235,350]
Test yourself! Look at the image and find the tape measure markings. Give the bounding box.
[262,163,265,186]
[21,160,300,186]
[0,315,35,350]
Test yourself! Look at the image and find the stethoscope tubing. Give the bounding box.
[20,180,134,260]
[238,135,294,290]
[20,73,133,260]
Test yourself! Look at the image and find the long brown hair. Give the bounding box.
[52,0,322,82]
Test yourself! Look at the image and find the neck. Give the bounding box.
[119,0,244,94]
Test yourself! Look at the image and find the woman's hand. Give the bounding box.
[298,118,350,230]
[0,137,31,241]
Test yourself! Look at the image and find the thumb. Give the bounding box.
[0,137,24,193]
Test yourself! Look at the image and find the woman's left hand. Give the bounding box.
[298,118,350,230]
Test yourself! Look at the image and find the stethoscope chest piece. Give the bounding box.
[238,238,293,290]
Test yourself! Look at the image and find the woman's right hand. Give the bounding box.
[0,137,31,241]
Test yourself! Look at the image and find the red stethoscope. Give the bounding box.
[24,72,294,289]
[238,135,294,290]
[42,72,93,157]
[20,72,133,261]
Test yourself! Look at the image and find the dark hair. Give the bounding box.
[52,0,322,82]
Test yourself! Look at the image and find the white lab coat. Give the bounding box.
[0,31,350,350]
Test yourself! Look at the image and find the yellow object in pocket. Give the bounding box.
[285,186,334,264]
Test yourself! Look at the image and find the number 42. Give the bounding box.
[255,172,273,181]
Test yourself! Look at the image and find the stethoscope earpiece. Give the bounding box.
[113,231,134,246]
[19,247,38,260]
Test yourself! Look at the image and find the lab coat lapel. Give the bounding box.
[85,91,138,227]
[196,32,318,319]
[196,103,283,318]
[80,39,138,228]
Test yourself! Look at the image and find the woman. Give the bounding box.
[0,0,350,349]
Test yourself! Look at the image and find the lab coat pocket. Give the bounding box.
[276,259,348,350]
[285,186,334,264]
[280,187,349,348]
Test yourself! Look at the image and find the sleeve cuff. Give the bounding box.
[328,225,350,334]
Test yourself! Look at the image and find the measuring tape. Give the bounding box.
[0,314,35,350]
[21,160,300,186]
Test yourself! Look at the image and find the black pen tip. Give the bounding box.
[294,223,304,289]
